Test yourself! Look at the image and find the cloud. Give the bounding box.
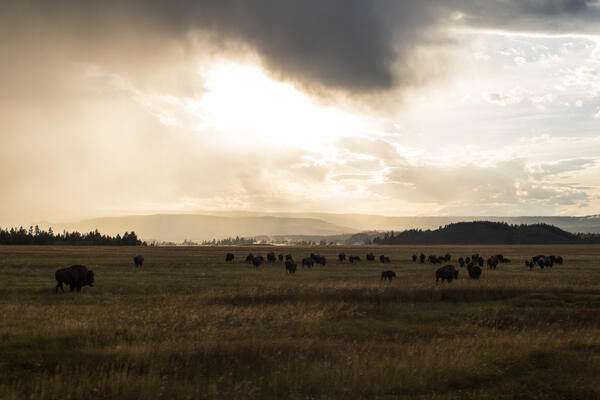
[483,87,531,105]
[528,158,597,178]
[2,0,600,96]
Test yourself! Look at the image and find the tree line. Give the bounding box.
[201,236,256,246]
[0,226,145,246]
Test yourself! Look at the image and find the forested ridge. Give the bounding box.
[373,221,600,245]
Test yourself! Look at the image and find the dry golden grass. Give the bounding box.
[1,245,600,399]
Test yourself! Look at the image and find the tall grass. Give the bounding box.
[1,245,600,399]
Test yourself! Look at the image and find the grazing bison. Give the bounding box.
[55,265,94,293]
[267,252,277,263]
[412,254,417,262]
[252,256,264,268]
[133,255,144,268]
[428,255,439,264]
[381,270,396,282]
[366,253,375,262]
[487,257,497,270]
[312,254,326,266]
[285,259,297,274]
[278,254,284,262]
[302,257,314,268]
[556,256,563,264]
[465,257,471,265]
[536,257,547,269]
[436,265,458,283]
[458,257,465,267]
[285,254,293,261]
[225,253,234,263]
[419,253,426,263]
[467,264,482,279]
[380,256,391,263]
[338,252,346,262]
[245,253,254,264]
[444,253,451,262]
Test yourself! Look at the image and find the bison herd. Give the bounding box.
[53,249,566,293]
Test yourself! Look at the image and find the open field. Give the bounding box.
[1,245,600,399]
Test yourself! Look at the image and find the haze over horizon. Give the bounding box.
[2,1,600,226]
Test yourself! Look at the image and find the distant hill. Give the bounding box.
[39,212,600,243]
[190,211,600,234]
[373,221,599,245]
[52,214,353,242]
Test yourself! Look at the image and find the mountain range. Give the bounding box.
[39,212,600,242]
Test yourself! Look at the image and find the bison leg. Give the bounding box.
[56,282,64,293]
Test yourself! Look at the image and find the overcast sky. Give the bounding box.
[1,0,600,224]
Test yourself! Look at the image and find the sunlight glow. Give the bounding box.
[194,63,367,150]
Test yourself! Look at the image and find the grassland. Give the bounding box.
[1,245,600,399]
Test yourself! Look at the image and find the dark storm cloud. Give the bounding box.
[460,0,600,32]
[1,0,599,94]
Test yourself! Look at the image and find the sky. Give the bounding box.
[1,0,600,225]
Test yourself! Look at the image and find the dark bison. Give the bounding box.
[302,257,314,268]
[309,254,325,266]
[380,255,391,263]
[419,253,426,263]
[225,253,234,263]
[366,253,375,262]
[245,253,254,264]
[458,257,465,267]
[436,265,458,283]
[428,255,439,264]
[278,254,284,262]
[338,252,346,262]
[55,265,94,293]
[285,254,293,261]
[381,270,396,282]
[285,259,297,274]
[133,255,144,268]
[252,256,264,268]
[556,256,563,264]
[412,254,417,262]
[443,253,451,262]
[467,264,482,279]
[267,252,277,263]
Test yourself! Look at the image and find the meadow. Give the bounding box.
[1,245,600,399]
